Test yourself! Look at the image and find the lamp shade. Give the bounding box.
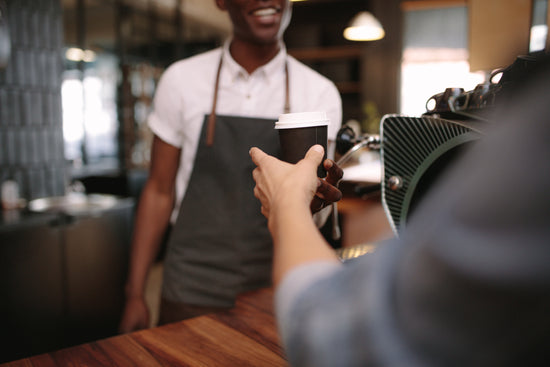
[344,11,385,41]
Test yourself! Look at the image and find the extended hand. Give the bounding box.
[250,145,326,219]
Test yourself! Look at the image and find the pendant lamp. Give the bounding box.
[343,11,385,41]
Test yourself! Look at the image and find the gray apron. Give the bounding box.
[162,55,289,308]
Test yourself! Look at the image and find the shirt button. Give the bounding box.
[246,94,251,99]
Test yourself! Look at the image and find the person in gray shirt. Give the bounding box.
[250,55,550,366]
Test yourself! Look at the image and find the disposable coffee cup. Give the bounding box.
[275,111,329,177]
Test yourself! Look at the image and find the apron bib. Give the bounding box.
[162,54,288,307]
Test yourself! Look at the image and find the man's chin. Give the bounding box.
[247,30,282,46]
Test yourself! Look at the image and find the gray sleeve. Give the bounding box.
[393,66,550,366]
[278,253,379,367]
[276,261,342,327]
[279,61,550,367]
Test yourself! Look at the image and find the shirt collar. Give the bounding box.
[221,38,287,84]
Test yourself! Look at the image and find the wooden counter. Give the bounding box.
[2,287,287,367]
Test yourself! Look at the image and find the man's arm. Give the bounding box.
[118,136,180,333]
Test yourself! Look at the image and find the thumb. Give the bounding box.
[249,147,269,166]
[302,144,325,168]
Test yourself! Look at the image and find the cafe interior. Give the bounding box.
[0,0,548,364]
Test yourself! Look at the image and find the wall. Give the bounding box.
[469,0,533,71]
[285,0,380,129]
[361,0,403,122]
[285,0,403,133]
[0,0,66,201]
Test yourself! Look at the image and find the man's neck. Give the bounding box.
[229,39,282,74]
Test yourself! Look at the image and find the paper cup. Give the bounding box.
[275,111,329,177]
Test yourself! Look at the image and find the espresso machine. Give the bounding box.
[334,53,545,260]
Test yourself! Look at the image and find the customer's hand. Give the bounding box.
[251,145,342,285]
[250,145,338,219]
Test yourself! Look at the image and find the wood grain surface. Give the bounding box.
[2,287,287,367]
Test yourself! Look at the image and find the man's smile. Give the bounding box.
[251,6,281,17]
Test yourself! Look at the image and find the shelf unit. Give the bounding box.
[288,45,364,94]
[287,43,365,125]
[284,0,369,126]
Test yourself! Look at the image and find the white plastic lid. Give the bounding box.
[275,111,329,129]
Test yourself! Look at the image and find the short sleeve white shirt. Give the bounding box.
[148,40,343,222]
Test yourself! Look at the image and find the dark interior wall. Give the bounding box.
[285,0,369,125]
[285,0,366,48]
[0,0,66,201]
[285,0,403,131]
[362,0,403,121]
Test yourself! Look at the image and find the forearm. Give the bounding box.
[125,186,174,299]
[270,199,340,287]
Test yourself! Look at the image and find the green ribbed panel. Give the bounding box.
[380,115,482,235]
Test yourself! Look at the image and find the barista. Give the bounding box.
[119,0,343,332]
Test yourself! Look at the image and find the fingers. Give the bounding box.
[303,145,325,167]
[251,145,325,171]
[310,157,343,213]
[323,159,344,186]
[249,147,269,166]
[310,196,326,213]
[260,205,269,218]
[251,145,330,216]
[310,184,342,213]
[316,179,342,202]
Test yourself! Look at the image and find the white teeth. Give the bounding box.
[253,8,277,16]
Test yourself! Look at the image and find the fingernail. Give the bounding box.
[312,145,323,153]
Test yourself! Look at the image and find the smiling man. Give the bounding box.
[119,0,343,332]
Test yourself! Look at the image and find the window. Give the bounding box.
[530,0,549,52]
[62,53,119,168]
[400,6,485,117]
